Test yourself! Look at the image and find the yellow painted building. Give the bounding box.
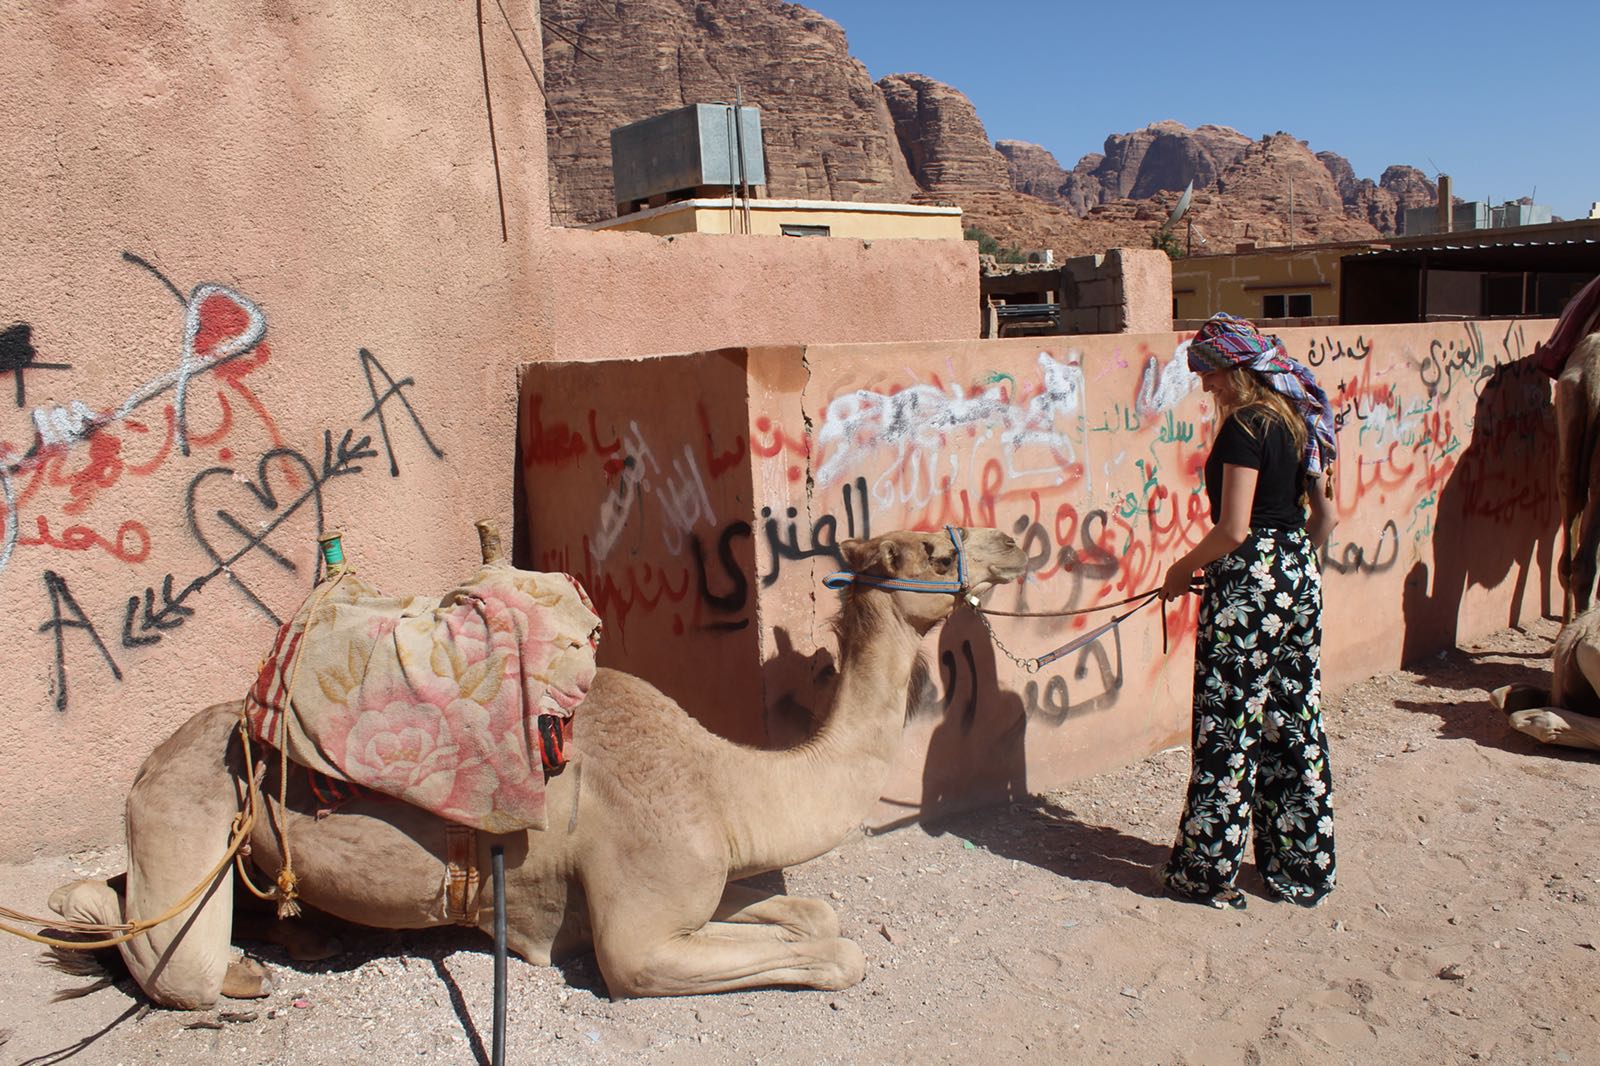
[584,197,964,241]
[1171,242,1383,326]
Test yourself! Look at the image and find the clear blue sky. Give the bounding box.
[801,0,1594,220]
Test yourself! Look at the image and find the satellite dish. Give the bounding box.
[1165,181,1195,228]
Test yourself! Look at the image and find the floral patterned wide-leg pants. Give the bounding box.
[1162,527,1336,906]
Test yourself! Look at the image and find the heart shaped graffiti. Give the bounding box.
[187,448,323,625]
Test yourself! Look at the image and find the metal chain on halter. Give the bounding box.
[961,578,1203,672]
[967,603,1056,673]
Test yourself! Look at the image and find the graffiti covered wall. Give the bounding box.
[0,3,986,860]
[0,1,555,860]
[521,320,1557,819]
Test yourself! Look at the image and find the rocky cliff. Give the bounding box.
[1317,154,1438,233]
[879,73,1011,192]
[540,0,914,224]
[1060,121,1252,213]
[539,1,1435,251]
[995,140,1069,202]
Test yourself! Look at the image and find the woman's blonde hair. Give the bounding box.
[1212,366,1309,457]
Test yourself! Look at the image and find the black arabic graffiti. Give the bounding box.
[1023,625,1125,725]
[1322,519,1400,575]
[759,476,872,587]
[1306,335,1372,368]
[691,520,753,632]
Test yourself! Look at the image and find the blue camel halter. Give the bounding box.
[822,525,970,597]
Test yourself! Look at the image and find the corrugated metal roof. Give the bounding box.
[1348,238,1600,260]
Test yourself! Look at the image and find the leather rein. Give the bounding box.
[823,525,1180,674]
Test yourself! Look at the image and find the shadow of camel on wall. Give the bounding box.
[1400,357,1559,666]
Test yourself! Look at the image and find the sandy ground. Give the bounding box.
[2,616,1597,1066]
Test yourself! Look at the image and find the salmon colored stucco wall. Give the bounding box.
[0,1,554,861]
[521,321,1557,822]
[548,228,977,363]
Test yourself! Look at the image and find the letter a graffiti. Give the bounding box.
[38,570,122,713]
[358,347,446,476]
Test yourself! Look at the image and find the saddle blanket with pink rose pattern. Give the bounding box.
[244,563,601,834]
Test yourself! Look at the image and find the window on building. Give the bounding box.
[1262,293,1313,319]
[780,224,831,238]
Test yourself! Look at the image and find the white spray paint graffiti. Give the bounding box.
[15,284,266,462]
[1135,341,1197,416]
[654,445,716,557]
[0,281,267,577]
[814,352,1088,509]
[591,422,716,562]
[0,467,14,575]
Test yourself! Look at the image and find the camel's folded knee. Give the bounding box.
[49,876,244,1011]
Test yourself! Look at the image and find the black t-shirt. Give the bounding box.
[1204,408,1306,530]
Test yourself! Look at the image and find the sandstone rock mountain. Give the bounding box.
[540,0,914,224]
[1317,154,1439,233]
[995,140,1069,202]
[1061,121,1252,214]
[538,0,1435,251]
[879,73,1011,192]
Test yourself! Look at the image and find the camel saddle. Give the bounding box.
[244,561,601,834]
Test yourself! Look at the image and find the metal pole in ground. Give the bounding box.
[492,844,507,1066]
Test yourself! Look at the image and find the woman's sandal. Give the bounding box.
[1151,864,1248,910]
[1195,886,1248,911]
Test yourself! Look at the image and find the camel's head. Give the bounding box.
[837,526,1027,631]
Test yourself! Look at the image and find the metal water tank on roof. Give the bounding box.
[609,104,766,212]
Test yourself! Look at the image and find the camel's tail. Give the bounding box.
[38,934,130,1001]
[42,873,132,1000]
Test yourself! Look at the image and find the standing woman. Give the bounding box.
[1157,313,1339,910]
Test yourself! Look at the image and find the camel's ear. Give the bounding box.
[840,538,897,575]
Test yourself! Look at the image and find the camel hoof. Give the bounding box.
[221,955,274,1000]
[1490,685,1549,714]
[1509,709,1568,745]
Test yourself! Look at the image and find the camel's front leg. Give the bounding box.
[1508,707,1600,751]
[587,880,864,996]
[65,706,266,1009]
[595,921,866,996]
[707,882,841,941]
[1554,375,1583,620]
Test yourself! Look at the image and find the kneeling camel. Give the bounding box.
[50,526,1027,1006]
[1490,604,1600,752]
